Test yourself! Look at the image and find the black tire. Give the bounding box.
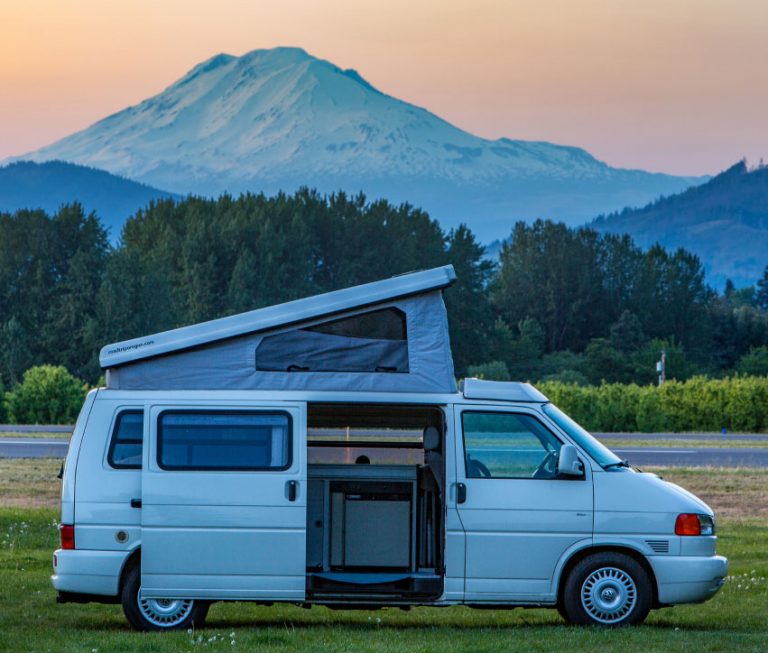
[121,564,210,632]
[560,552,652,627]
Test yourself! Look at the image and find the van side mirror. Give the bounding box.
[558,444,584,477]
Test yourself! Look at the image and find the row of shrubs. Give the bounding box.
[537,377,768,433]
[1,366,89,425]
[3,365,768,432]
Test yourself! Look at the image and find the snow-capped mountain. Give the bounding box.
[14,47,703,239]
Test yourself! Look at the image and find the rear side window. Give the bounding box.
[108,410,144,469]
[157,411,292,471]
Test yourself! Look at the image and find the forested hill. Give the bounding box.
[0,161,178,238]
[2,194,767,388]
[592,161,768,288]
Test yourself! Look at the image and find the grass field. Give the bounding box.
[601,438,768,449]
[0,431,70,439]
[0,461,766,652]
[3,430,768,443]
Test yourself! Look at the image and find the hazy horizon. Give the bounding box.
[2,0,767,176]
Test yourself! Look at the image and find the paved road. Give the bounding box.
[2,436,768,467]
[0,438,69,458]
[3,425,767,440]
[609,447,768,468]
[0,424,72,433]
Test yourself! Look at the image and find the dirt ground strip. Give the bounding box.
[0,458,62,508]
[645,467,768,520]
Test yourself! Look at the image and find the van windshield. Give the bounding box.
[542,404,623,468]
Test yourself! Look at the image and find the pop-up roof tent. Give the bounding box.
[100,265,458,393]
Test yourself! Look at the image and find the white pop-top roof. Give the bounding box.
[100,265,457,369]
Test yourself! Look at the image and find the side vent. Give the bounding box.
[646,539,670,553]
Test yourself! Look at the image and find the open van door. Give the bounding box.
[141,401,307,601]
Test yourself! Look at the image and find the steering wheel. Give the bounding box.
[532,449,558,479]
[467,456,492,478]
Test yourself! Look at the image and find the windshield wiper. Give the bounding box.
[603,459,631,470]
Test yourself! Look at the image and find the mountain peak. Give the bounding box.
[240,45,313,62]
[11,47,703,239]
[175,52,236,86]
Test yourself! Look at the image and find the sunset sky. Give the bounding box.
[1,0,766,176]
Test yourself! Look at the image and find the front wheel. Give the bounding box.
[121,564,209,631]
[560,552,652,626]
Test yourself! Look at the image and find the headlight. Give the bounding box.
[675,513,715,536]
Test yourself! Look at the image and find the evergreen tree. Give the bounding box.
[41,205,110,380]
[444,225,495,374]
[609,310,646,353]
[756,265,768,310]
[737,345,768,375]
[1,193,762,387]
[0,318,34,385]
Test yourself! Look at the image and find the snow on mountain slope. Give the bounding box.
[14,47,704,239]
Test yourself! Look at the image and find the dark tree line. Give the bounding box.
[485,219,768,384]
[1,193,767,388]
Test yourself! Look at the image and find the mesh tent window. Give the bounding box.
[255,308,409,373]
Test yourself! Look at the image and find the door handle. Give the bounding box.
[286,480,297,502]
[130,498,142,508]
[456,483,467,504]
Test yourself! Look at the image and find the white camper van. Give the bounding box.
[53,265,727,630]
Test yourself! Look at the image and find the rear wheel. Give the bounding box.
[121,564,209,631]
[560,552,652,626]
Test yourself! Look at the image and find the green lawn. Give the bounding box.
[1,463,766,650]
[0,507,765,652]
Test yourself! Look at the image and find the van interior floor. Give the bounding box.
[305,403,445,601]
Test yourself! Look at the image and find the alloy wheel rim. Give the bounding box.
[580,566,637,624]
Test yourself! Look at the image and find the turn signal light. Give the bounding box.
[675,513,715,536]
[60,524,75,550]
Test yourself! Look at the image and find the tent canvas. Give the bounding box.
[102,266,458,393]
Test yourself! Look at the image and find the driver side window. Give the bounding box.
[462,411,563,479]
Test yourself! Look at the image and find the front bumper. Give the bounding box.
[650,554,728,605]
[52,548,129,597]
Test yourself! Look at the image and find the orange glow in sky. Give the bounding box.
[1,0,767,175]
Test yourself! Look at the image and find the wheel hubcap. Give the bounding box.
[138,590,194,627]
[581,566,637,624]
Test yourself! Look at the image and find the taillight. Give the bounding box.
[60,524,75,549]
[675,513,715,536]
